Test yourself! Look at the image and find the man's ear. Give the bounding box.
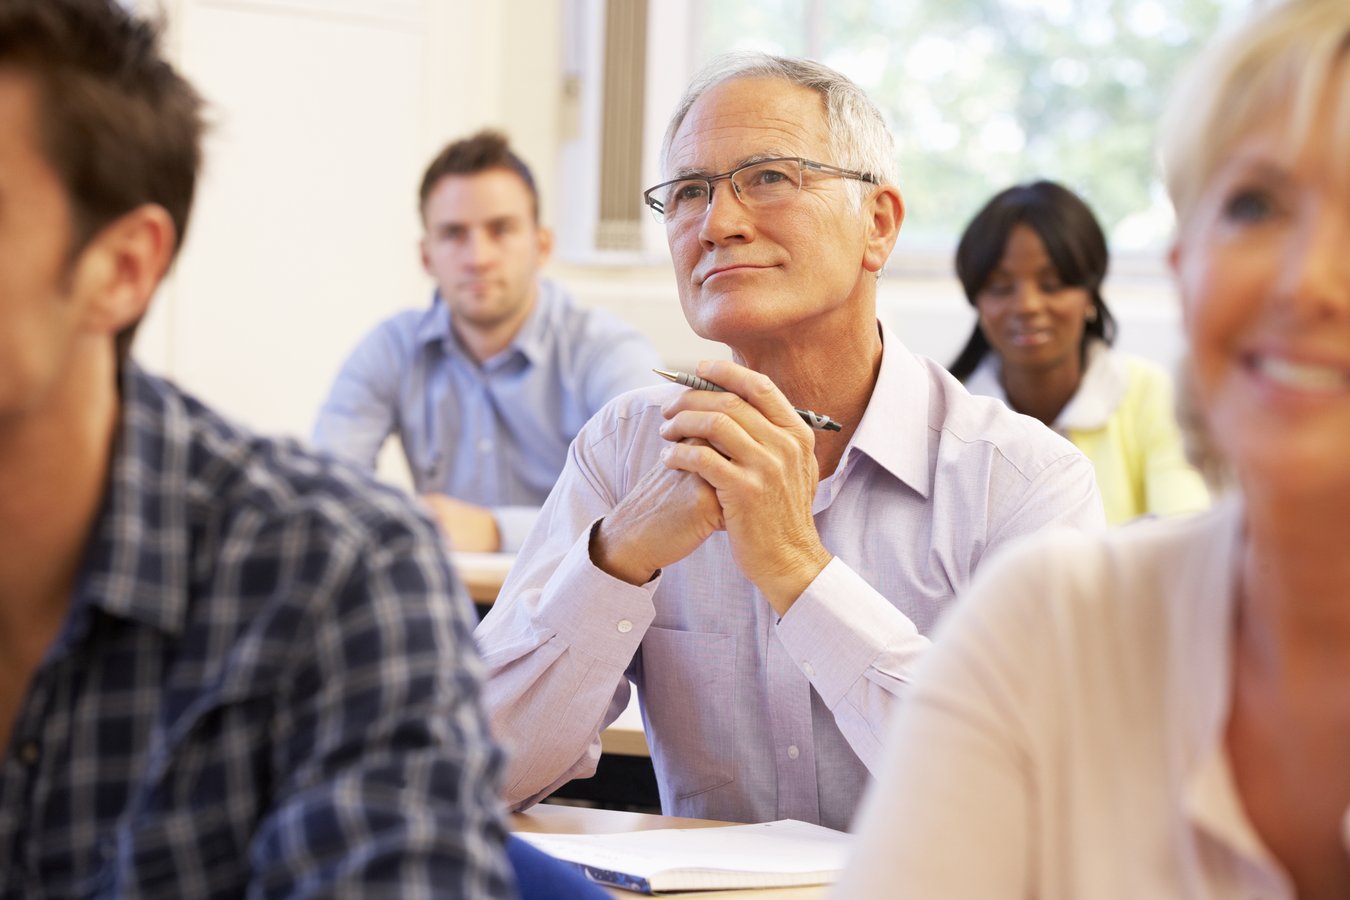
[536,224,554,267]
[862,185,904,275]
[76,203,176,335]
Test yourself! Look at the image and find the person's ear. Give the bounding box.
[862,185,904,275]
[1168,238,1193,328]
[419,235,433,275]
[75,203,176,336]
[535,224,554,267]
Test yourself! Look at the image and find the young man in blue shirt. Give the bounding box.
[312,131,663,552]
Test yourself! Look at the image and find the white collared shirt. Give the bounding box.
[965,337,1129,433]
[965,340,1210,524]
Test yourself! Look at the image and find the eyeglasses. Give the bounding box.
[642,157,879,225]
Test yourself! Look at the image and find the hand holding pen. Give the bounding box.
[650,360,836,613]
[654,368,844,432]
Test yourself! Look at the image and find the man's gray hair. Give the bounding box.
[661,52,899,210]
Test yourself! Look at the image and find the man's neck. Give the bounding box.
[732,315,884,479]
[0,343,119,648]
[450,287,539,366]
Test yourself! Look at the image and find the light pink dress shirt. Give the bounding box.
[475,325,1104,831]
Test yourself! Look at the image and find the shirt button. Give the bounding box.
[18,741,39,765]
[616,619,633,633]
[802,662,815,677]
[787,744,800,760]
[478,439,493,454]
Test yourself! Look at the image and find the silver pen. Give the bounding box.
[654,368,844,432]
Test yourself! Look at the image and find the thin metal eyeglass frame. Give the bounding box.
[641,157,879,224]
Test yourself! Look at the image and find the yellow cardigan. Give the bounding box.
[966,343,1210,525]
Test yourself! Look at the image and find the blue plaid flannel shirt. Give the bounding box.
[0,364,514,899]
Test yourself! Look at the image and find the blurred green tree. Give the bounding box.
[694,0,1246,253]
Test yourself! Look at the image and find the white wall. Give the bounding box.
[137,0,1189,448]
[140,0,566,440]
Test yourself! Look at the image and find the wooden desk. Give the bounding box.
[511,804,828,898]
[600,694,649,758]
[452,551,515,603]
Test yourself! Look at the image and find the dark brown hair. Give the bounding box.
[949,180,1117,382]
[0,0,205,362]
[418,129,539,222]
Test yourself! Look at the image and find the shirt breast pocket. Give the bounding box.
[637,626,738,801]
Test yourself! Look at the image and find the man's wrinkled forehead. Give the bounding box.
[664,77,829,177]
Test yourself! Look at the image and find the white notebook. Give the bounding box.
[514,819,852,893]
[449,551,516,579]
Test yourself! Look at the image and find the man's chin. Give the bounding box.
[452,296,536,333]
[685,306,786,347]
[448,290,501,312]
[451,287,502,306]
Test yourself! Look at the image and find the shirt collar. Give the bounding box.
[75,362,191,636]
[833,321,932,499]
[505,279,554,367]
[965,338,1127,433]
[413,279,553,368]
[413,292,454,348]
[1056,339,1128,431]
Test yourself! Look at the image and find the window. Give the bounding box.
[685,0,1250,259]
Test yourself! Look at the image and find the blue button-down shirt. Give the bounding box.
[310,279,663,551]
[0,364,513,899]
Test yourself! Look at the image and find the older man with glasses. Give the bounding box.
[476,53,1104,831]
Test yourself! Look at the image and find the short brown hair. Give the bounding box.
[0,0,205,362]
[418,129,539,222]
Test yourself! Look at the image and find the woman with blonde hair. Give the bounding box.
[833,1,1350,896]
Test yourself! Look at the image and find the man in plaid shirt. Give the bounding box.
[0,1,515,896]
